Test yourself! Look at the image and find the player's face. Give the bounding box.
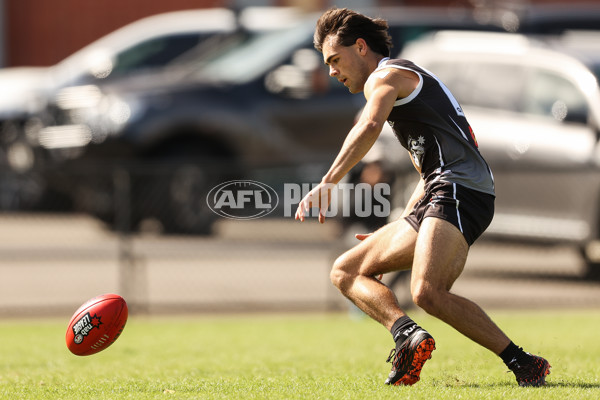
[322,36,370,94]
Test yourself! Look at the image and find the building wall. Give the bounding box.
[0,0,5,66]
[5,0,223,67]
[4,0,600,67]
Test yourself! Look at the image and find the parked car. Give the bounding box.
[370,30,600,276]
[0,7,301,210]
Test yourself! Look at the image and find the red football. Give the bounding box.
[66,293,128,356]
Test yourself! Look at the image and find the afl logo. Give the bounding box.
[206,180,279,220]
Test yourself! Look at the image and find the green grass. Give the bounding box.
[0,310,599,399]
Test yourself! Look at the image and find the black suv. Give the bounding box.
[26,7,506,233]
[0,7,300,211]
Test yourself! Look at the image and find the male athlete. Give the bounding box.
[295,8,550,387]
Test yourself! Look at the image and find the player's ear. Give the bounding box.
[356,38,368,55]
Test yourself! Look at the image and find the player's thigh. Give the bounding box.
[410,216,469,293]
[335,218,418,277]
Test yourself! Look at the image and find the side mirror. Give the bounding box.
[265,49,329,99]
[551,100,588,125]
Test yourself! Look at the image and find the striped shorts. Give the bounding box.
[404,181,495,246]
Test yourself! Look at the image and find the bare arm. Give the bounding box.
[356,175,423,241]
[400,176,425,218]
[320,98,390,186]
[321,70,416,185]
[296,67,420,223]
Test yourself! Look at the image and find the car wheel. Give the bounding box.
[158,163,220,235]
[581,243,600,280]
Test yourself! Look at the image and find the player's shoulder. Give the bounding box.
[368,58,420,90]
[378,57,419,71]
[373,58,421,80]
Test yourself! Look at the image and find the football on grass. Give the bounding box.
[66,293,128,356]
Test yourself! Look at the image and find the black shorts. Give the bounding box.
[404,181,495,246]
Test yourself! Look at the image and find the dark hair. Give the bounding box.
[314,8,392,57]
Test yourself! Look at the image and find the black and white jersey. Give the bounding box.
[373,58,495,196]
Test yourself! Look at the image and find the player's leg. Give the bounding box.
[331,217,437,386]
[410,216,551,386]
[330,217,417,329]
[410,216,511,353]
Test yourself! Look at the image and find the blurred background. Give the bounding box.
[1,0,600,317]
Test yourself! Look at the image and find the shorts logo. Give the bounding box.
[72,312,102,344]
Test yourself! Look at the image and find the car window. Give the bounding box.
[523,69,588,124]
[591,64,600,87]
[428,61,525,112]
[111,33,210,76]
[198,21,316,84]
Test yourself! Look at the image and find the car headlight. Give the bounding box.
[104,95,132,126]
[55,85,102,109]
[43,85,141,149]
[37,124,92,149]
[6,141,35,172]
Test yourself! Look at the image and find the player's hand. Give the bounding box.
[295,183,333,224]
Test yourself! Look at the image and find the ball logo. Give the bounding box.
[207,180,279,220]
[72,312,102,344]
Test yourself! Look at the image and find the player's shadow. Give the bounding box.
[545,381,600,389]
[444,380,600,389]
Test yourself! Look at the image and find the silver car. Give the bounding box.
[374,30,600,276]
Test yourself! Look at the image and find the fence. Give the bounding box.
[0,165,356,317]
[1,165,599,318]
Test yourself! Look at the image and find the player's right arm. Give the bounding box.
[398,150,426,218]
[295,67,408,223]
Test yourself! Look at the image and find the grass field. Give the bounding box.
[1,310,599,399]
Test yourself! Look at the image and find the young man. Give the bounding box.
[295,8,551,387]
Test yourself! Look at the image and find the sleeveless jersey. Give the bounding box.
[373,58,495,196]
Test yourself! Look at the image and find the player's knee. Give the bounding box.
[330,254,355,293]
[411,281,443,316]
[329,267,345,291]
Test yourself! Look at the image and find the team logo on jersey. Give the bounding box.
[407,135,426,168]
